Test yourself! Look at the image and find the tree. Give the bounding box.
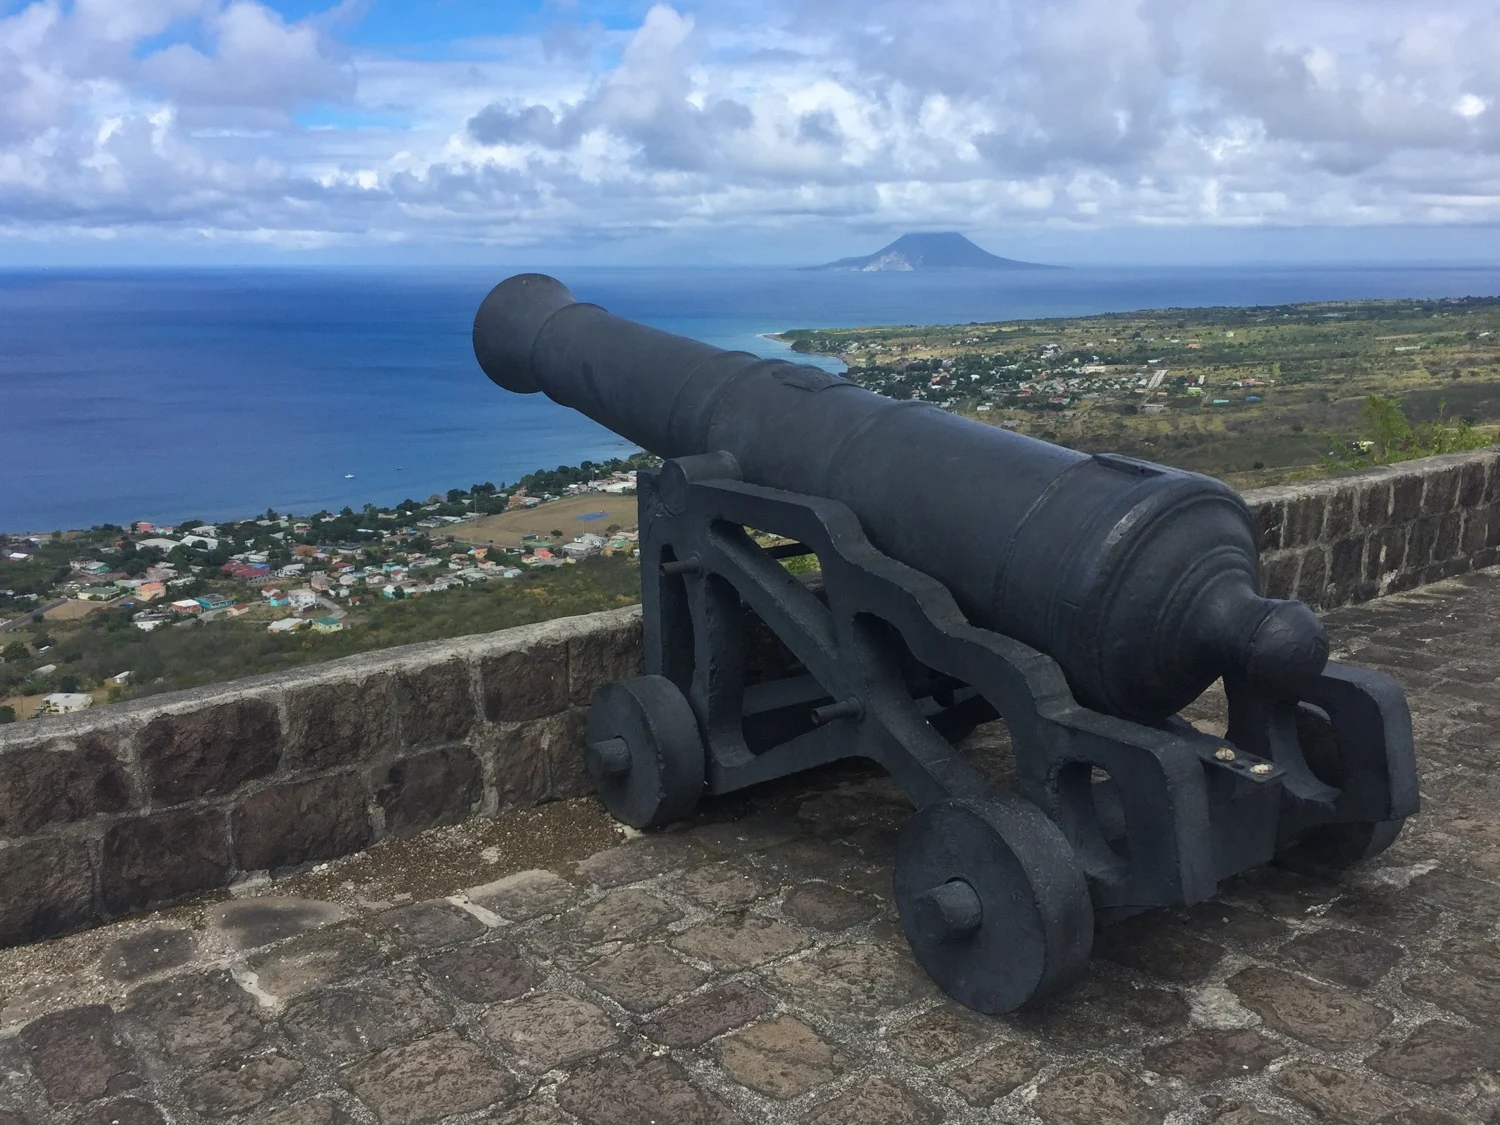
[59,675,79,693]
[0,705,14,724]
[2,641,27,663]
[1362,395,1411,463]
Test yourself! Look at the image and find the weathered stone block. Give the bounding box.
[812,1075,938,1125]
[419,939,541,1004]
[947,1041,1043,1108]
[1486,456,1500,504]
[781,882,876,931]
[676,864,765,911]
[1462,509,1489,556]
[1033,1064,1164,1125]
[1249,501,1284,552]
[1458,460,1487,508]
[644,983,773,1051]
[1404,516,1439,571]
[1391,474,1424,521]
[124,970,269,1065]
[583,944,706,1013]
[569,617,644,706]
[1283,928,1403,988]
[1434,510,1462,561]
[102,809,230,915]
[466,869,580,921]
[1283,494,1326,548]
[481,644,568,723]
[395,660,475,747]
[1328,537,1365,590]
[282,971,449,1061]
[1227,967,1392,1050]
[20,1004,139,1106]
[0,836,95,945]
[234,775,372,872]
[1273,1062,1409,1124]
[1368,524,1409,579]
[140,698,281,806]
[1357,480,1392,528]
[885,1007,994,1066]
[253,1098,356,1125]
[341,1032,516,1125]
[1259,552,1298,600]
[769,941,934,1024]
[375,747,482,837]
[717,1015,848,1099]
[478,717,552,810]
[567,887,682,944]
[671,915,808,970]
[544,708,591,800]
[181,1051,303,1116]
[1487,501,1500,548]
[70,1100,165,1125]
[1423,465,1463,514]
[1142,1028,1284,1085]
[1295,545,1328,604]
[1095,914,1225,984]
[483,992,619,1071]
[0,733,130,838]
[284,675,395,769]
[1324,489,1355,539]
[1368,1020,1494,1085]
[378,900,486,954]
[560,1056,742,1125]
[249,926,387,999]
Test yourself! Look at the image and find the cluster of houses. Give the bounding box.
[504,471,637,510]
[6,480,643,651]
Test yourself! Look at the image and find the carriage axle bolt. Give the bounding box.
[914,879,983,942]
[1251,762,1274,775]
[659,558,702,578]
[1215,747,1237,762]
[588,737,633,778]
[811,698,864,725]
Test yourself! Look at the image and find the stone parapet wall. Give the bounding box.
[1244,449,1500,609]
[1,449,1496,948]
[0,609,644,947]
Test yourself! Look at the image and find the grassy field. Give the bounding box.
[781,295,1500,488]
[461,494,639,546]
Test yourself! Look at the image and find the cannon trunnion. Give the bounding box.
[474,275,1419,1014]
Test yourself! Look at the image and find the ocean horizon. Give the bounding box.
[3,262,1499,534]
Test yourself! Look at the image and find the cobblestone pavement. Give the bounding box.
[3,569,1500,1125]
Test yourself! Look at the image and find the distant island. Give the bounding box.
[805,232,1057,272]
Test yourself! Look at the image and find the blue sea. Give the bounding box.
[3,264,1499,533]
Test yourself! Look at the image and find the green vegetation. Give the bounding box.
[782,295,1500,488]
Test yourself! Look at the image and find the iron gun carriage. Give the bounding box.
[474,273,1418,1014]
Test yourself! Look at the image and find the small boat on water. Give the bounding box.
[344,474,355,479]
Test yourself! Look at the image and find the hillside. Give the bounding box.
[807,232,1055,272]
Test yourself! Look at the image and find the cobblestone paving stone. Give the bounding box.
[3,568,1500,1123]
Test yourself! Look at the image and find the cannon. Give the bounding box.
[474,274,1419,1014]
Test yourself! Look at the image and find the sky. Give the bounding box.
[0,0,1497,266]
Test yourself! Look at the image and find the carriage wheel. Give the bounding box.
[585,676,706,829]
[894,796,1093,1014]
[1276,702,1405,875]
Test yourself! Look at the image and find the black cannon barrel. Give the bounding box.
[474,273,1327,723]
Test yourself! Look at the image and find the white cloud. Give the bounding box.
[0,0,1497,257]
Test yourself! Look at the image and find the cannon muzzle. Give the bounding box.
[474,273,1327,722]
